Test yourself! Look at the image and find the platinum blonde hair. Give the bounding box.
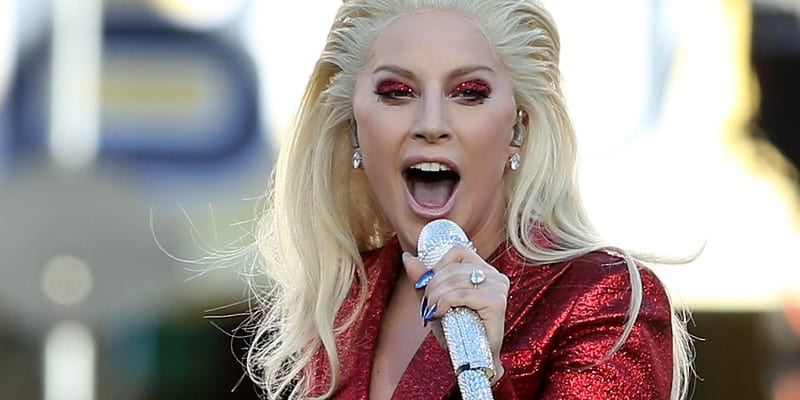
[248,0,693,398]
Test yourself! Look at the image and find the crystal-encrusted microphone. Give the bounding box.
[417,219,494,400]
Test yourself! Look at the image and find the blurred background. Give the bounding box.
[0,0,798,399]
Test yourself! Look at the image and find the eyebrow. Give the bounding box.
[372,64,495,80]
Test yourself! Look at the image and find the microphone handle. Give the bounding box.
[415,219,495,399]
[442,307,495,399]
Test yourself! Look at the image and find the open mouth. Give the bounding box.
[403,161,460,211]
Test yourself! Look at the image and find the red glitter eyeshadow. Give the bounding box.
[452,80,491,96]
[376,81,414,95]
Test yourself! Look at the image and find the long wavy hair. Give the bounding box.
[247,0,693,398]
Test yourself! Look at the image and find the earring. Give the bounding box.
[511,110,526,147]
[352,150,363,169]
[509,153,521,171]
[350,120,363,169]
[349,121,359,148]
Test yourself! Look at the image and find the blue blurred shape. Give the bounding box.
[15,26,259,163]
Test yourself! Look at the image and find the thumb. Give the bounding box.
[402,252,428,286]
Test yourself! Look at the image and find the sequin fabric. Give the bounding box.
[308,237,673,399]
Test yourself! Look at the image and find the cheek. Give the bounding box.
[352,87,373,144]
[463,113,514,160]
[353,105,408,162]
[353,96,384,153]
[352,98,399,197]
[354,115,395,168]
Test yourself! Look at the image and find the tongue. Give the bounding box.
[410,180,453,208]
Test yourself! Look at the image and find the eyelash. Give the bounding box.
[373,80,492,104]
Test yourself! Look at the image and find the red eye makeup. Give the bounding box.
[374,80,416,100]
[450,80,492,102]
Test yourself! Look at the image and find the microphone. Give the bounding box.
[417,219,495,400]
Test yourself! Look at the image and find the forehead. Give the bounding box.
[366,10,501,72]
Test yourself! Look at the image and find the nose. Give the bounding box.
[410,95,452,143]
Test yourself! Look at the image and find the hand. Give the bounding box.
[402,245,510,382]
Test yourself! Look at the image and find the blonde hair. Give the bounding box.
[248,0,693,398]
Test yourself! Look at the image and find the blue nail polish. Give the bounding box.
[415,270,434,289]
[423,303,438,325]
[428,303,439,319]
[420,296,428,318]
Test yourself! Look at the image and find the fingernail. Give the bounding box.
[420,296,428,318]
[402,252,411,264]
[414,270,434,289]
[423,303,438,326]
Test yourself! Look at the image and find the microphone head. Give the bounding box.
[417,219,473,269]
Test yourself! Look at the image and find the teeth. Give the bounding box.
[410,162,452,172]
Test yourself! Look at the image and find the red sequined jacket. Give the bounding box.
[309,237,673,399]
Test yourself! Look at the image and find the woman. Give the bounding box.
[247,0,693,399]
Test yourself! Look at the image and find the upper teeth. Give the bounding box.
[410,162,451,172]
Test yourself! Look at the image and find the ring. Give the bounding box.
[470,268,486,290]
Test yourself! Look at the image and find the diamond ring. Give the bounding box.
[470,268,486,290]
